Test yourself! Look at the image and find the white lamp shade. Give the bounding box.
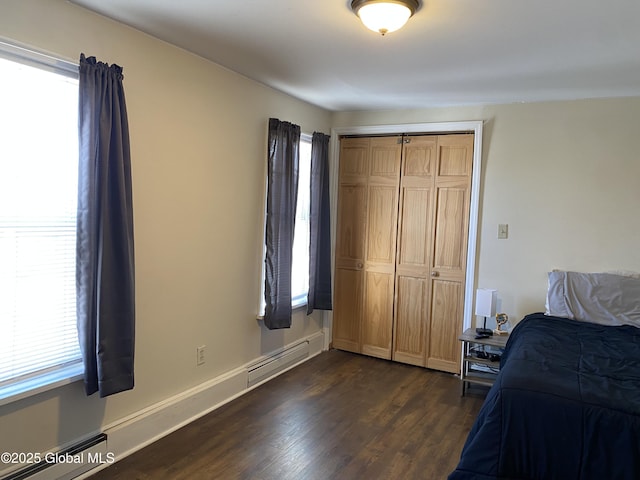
[475,289,497,317]
[357,3,412,35]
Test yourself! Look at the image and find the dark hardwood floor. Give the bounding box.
[90,349,485,480]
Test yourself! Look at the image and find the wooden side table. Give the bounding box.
[459,328,509,396]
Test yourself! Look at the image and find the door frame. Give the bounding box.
[324,121,484,351]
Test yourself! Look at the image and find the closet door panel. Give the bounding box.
[370,137,402,182]
[333,137,369,353]
[361,271,394,359]
[336,183,367,265]
[437,134,473,177]
[332,267,363,352]
[392,136,436,366]
[433,187,468,272]
[366,186,398,265]
[393,275,428,366]
[333,136,400,357]
[339,138,368,178]
[427,279,463,373]
[427,134,473,373]
[403,136,436,177]
[397,187,431,266]
[360,137,401,360]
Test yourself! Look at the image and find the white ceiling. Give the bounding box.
[70,0,640,112]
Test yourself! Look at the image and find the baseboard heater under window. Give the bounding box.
[247,341,310,388]
[4,434,107,480]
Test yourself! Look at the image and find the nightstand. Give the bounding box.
[459,328,509,396]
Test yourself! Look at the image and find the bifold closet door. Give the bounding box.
[333,133,472,373]
[393,134,473,372]
[332,136,401,359]
[332,137,367,353]
[360,137,401,359]
[392,136,437,367]
[426,134,473,373]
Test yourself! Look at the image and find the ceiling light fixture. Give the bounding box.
[351,0,420,36]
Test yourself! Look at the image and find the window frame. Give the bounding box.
[0,41,83,407]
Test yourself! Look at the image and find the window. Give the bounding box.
[0,44,82,404]
[291,134,312,308]
[259,133,312,316]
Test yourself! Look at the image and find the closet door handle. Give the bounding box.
[357,262,364,269]
[431,271,439,277]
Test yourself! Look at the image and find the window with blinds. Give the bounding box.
[0,44,82,403]
[258,134,312,317]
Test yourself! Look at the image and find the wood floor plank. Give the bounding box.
[89,350,484,480]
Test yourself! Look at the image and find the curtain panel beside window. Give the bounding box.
[77,54,135,397]
[264,118,300,329]
[307,132,332,314]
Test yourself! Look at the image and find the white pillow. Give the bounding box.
[545,270,640,327]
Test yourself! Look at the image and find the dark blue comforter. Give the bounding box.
[449,313,640,480]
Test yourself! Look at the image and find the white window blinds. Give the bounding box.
[0,50,82,394]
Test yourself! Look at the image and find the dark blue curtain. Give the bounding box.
[307,132,332,315]
[76,54,135,397]
[264,118,300,329]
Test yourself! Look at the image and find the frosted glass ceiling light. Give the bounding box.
[351,0,419,36]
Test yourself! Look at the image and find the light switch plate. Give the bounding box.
[498,224,509,239]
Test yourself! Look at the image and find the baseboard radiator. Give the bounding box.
[3,434,108,480]
[246,340,310,388]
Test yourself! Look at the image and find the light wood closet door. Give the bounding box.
[332,136,402,359]
[361,137,402,359]
[393,134,473,372]
[393,136,437,367]
[426,134,474,373]
[333,137,368,353]
[334,133,473,373]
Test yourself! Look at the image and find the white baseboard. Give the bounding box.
[77,330,325,479]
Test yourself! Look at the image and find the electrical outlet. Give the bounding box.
[196,345,206,366]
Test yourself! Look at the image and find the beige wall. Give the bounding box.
[3,0,640,464]
[0,0,330,456]
[332,98,640,326]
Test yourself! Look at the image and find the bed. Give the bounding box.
[449,271,640,480]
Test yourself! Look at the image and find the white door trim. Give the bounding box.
[324,121,484,350]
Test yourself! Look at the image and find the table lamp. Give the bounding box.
[475,288,497,336]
